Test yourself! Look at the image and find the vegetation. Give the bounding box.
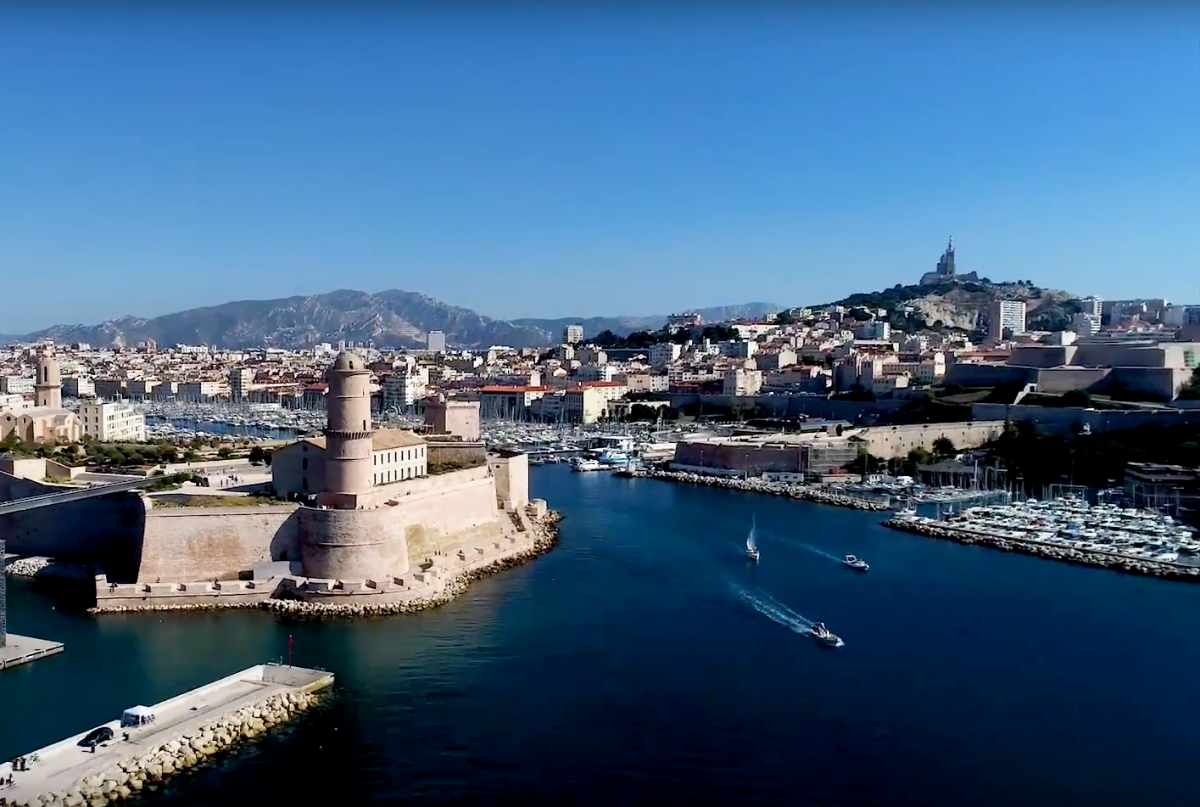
[1175,368,1200,400]
[931,436,956,459]
[591,323,741,350]
[248,446,266,465]
[845,449,887,475]
[428,455,488,475]
[987,421,1200,495]
[624,404,681,423]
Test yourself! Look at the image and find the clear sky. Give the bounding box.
[1,3,1197,333]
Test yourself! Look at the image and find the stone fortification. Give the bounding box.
[137,503,300,583]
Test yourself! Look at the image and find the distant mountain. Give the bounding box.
[1,293,782,350]
[512,303,782,340]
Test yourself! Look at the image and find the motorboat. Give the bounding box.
[746,514,760,561]
[569,457,605,472]
[809,622,844,647]
[843,554,869,571]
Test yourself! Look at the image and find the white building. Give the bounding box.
[79,400,146,442]
[270,430,428,499]
[853,321,891,341]
[723,367,763,396]
[1072,312,1102,336]
[383,366,430,410]
[562,324,584,345]
[648,342,682,369]
[229,368,255,400]
[426,331,447,353]
[988,300,1027,341]
[0,376,34,395]
[1079,297,1103,319]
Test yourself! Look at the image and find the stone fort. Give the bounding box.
[0,351,546,610]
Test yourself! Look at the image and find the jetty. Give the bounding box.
[0,663,333,807]
[618,467,890,511]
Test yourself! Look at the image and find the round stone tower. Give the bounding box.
[34,354,61,409]
[323,350,373,502]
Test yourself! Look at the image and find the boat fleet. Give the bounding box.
[894,497,1200,565]
[742,516,862,647]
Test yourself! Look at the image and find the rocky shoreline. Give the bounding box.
[6,689,321,807]
[87,512,563,618]
[4,556,92,581]
[620,468,889,511]
[883,517,1200,582]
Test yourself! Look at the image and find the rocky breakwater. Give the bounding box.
[883,517,1200,583]
[4,555,92,581]
[7,691,320,807]
[624,468,889,512]
[90,511,564,618]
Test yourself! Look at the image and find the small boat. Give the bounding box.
[809,622,844,647]
[570,458,605,472]
[746,514,760,561]
[843,554,869,571]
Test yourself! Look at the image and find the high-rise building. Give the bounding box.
[383,366,430,411]
[79,400,147,442]
[229,368,255,400]
[562,324,584,345]
[426,331,447,353]
[1078,297,1103,319]
[988,300,1027,342]
[1072,312,1102,336]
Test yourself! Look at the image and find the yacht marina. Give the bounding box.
[886,497,1200,582]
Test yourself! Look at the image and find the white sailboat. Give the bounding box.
[746,514,760,561]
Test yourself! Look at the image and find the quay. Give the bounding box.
[618,467,890,511]
[0,663,333,807]
[0,634,64,672]
[884,516,1200,583]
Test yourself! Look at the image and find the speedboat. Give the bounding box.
[810,622,844,647]
[746,514,760,561]
[843,554,869,572]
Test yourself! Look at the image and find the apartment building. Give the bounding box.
[79,400,146,442]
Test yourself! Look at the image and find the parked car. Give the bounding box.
[78,726,114,748]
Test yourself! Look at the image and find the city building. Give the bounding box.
[1072,312,1102,336]
[667,312,703,332]
[177,381,223,401]
[229,368,255,400]
[426,331,447,353]
[648,342,682,369]
[988,300,1027,342]
[382,366,429,411]
[0,376,33,396]
[723,367,763,396]
[1079,297,1103,319]
[79,400,147,442]
[853,321,891,341]
[423,395,481,441]
[62,376,95,398]
[562,324,584,345]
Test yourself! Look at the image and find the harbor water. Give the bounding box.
[4,465,1200,806]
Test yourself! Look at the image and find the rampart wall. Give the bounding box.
[853,421,1006,458]
[137,505,300,583]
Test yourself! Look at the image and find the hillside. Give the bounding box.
[824,280,1080,332]
[0,293,781,350]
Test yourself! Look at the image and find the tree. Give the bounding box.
[217,447,234,459]
[1061,389,1092,408]
[248,446,266,466]
[263,450,273,467]
[931,437,956,459]
[183,450,199,464]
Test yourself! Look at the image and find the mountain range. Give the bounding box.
[0,290,781,350]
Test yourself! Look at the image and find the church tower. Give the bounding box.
[322,350,373,504]
[34,354,61,409]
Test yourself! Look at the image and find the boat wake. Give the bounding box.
[769,535,845,564]
[730,583,815,635]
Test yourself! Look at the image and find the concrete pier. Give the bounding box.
[0,634,65,671]
[0,663,333,807]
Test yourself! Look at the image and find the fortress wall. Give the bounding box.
[136,504,300,583]
[299,507,411,580]
[0,471,147,580]
[853,421,1006,459]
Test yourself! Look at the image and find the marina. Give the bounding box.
[0,663,332,807]
[886,497,1200,581]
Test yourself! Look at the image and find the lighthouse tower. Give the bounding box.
[34,353,62,409]
[320,350,373,506]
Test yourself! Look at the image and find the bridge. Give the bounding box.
[0,477,162,517]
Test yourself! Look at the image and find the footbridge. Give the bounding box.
[0,477,160,516]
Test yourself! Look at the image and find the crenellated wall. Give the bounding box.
[137,504,300,583]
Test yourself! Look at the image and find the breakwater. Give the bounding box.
[620,468,889,511]
[4,556,91,581]
[1,665,331,807]
[883,516,1200,582]
[87,513,562,618]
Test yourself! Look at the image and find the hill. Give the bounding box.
[0,293,781,350]
[511,303,781,341]
[820,280,1081,332]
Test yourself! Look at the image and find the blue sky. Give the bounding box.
[1,4,1197,333]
